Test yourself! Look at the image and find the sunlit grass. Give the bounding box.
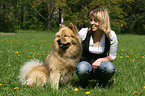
[0,33,145,96]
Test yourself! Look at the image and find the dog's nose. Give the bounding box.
[57,39,61,43]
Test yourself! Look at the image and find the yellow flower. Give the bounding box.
[144,86,145,89]
[28,56,31,57]
[14,87,19,90]
[5,87,9,89]
[127,56,129,57]
[30,52,33,54]
[134,91,139,93]
[122,49,124,51]
[120,56,123,58]
[15,51,18,54]
[85,91,90,94]
[132,60,135,62]
[142,56,144,58]
[24,88,28,90]
[74,88,79,91]
[18,54,20,56]
[0,83,2,85]
[8,64,11,66]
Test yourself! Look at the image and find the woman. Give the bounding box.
[76,8,118,88]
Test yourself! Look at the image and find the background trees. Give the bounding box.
[0,0,144,34]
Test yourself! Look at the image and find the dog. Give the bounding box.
[18,23,82,89]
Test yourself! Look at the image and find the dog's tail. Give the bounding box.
[18,59,43,85]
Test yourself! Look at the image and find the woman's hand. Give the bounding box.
[92,59,102,69]
[92,56,113,69]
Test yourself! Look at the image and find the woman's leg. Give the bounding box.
[96,61,115,87]
[76,61,92,88]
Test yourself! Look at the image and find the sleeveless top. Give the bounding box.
[80,30,110,64]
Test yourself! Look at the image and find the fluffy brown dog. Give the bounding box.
[18,23,82,89]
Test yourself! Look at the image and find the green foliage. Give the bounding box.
[0,0,144,34]
[0,0,17,32]
[121,0,145,34]
[0,32,145,95]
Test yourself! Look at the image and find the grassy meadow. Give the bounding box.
[0,31,145,96]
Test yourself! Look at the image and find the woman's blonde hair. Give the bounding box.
[89,8,111,36]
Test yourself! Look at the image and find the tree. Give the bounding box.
[122,0,145,34]
[26,0,55,30]
[0,0,17,32]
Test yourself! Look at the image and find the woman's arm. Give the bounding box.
[92,30,118,69]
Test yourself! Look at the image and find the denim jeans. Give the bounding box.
[76,61,115,87]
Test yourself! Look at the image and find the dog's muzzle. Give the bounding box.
[57,39,70,49]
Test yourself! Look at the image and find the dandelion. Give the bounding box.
[132,60,135,62]
[144,86,145,89]
[15,51,18,54]
[122,49,124,51]
[85,91,90,94]
[127,56,129,57]
[8,64,11,66]
[74,88,79,91]
[134,91,139,93]
[120,56,123,58]
[14,87,19,90]
[28,56,31,57]
[24,88,28,90]
[30,52,33,54]
[0,83,2,85]
[5,87,9,89]
[142,56,144,58]
[18,54,20,56]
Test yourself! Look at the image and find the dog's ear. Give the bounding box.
[59,24,65,28]
[68,23,78,34]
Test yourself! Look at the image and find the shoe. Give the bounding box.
[80,81,88,88]
[95,81,107,88]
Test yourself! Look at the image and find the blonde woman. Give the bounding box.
[76,8,118,88]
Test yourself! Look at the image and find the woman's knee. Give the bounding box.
[99,61,115,73]
[76,61,92,74]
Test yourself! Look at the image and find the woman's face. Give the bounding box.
[90,17,100,31]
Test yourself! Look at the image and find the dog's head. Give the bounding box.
[54,23,81,50]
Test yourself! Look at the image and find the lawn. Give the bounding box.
[0,32,145,96]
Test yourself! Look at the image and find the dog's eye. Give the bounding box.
[57,35,60,38]
[64,35,68,37]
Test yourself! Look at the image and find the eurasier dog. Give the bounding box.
[18,23,82,89]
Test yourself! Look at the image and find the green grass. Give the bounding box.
[0,32,145,96]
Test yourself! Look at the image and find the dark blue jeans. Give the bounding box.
[76,61,115,87]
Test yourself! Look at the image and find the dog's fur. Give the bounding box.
[18,23,82,89]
